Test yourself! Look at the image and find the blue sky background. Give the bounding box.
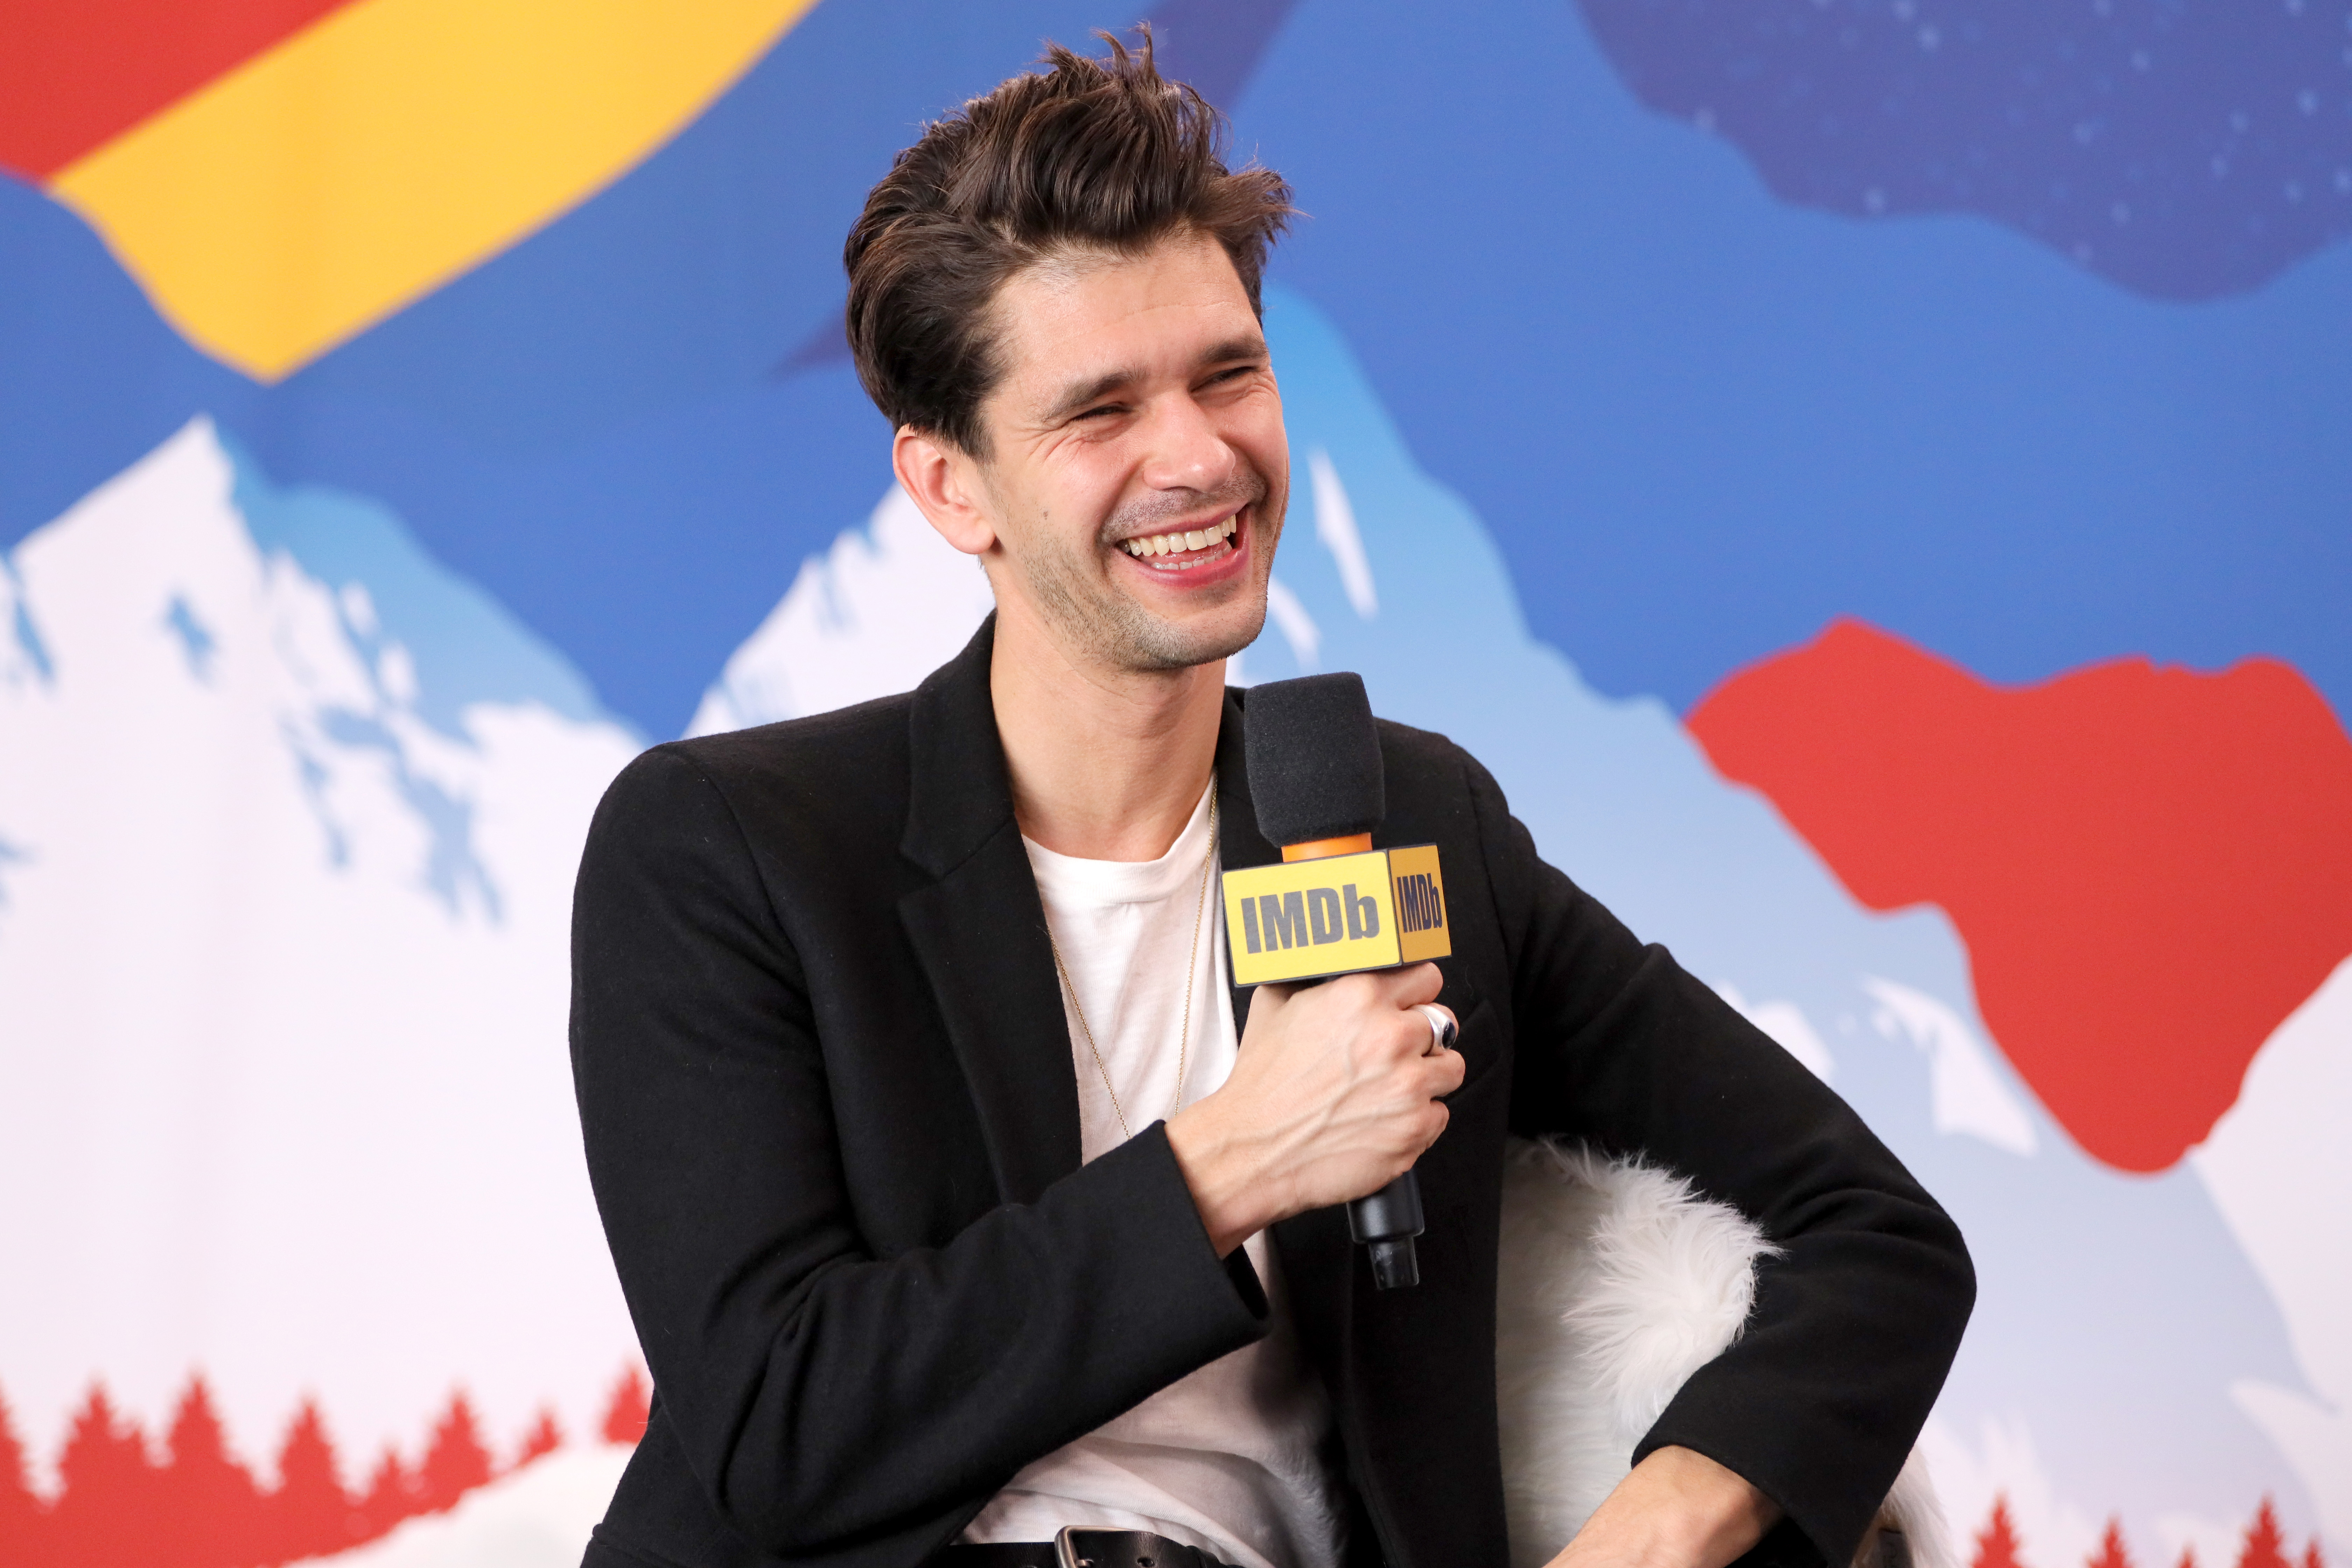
[2,0,2345,741]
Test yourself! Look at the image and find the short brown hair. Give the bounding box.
[844,29,1295,454]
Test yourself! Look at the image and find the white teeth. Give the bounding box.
[1121,513,1240,562]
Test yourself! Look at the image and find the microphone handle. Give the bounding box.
[1346,1169,1425,1290]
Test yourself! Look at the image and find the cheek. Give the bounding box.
[1227,404,1289,490]
[1036,446,1135,533]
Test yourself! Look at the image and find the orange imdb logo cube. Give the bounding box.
[1222,845,1451,986]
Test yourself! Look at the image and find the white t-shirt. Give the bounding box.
[958,784,1345,1568]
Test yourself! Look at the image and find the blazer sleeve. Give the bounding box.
[1470,754,1975,1566]
[569,746,1270,1558]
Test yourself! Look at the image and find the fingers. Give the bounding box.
[1372,962,1445,1007]
[1420,1041,1466,1098]
[1408,1099,1451,1161]
[1321,966,1448,1026]
[1251,980,1299,1014]
[1236,980,1296,1045]
[1390,1020,1465,1118]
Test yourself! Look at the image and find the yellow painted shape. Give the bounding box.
[1387,843,1452,964]
[1225,848,1417,987]
[50,0,819,381]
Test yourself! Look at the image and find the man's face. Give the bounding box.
[962,230,1288,673]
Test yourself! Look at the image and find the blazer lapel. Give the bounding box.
[1214,688,1277,1040]
[898,617,1084,1206]
[1217,688,1360,1371]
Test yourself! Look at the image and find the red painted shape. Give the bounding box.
[0,0,357,180]
[1686,618,2352,1173]
[155,1377,265,1567]
[0,1383,45,1556]
[1973,1498,2026,1568]
[2,1368,625,1565]
[511,1407,562,1470]
[2238,1501,2293,1568]
[601,1365,651,1445]
[49,1382,158,1564]
[415,1391,492,1513]
[265,1399,361,1562]
[2093,1520,2138,1568]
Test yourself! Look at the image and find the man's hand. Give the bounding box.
[1166,964,1462,1254]
[1545,1447,1783,1568]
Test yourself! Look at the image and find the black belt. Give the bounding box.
[933,1528,1244,1568]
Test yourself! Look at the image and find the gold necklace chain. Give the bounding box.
[1046,782,1219,1142]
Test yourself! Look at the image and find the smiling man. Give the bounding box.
[568,33,1973,1568]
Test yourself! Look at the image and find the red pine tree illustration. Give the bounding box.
[48,1383,158,1568]
[153,1374,263,1568]
[511,1407,562,1471]
[19,1376,613,1565]
[0,1381,50,1567]
[2237,1500,2292,1568]
[1974,1497,2028,1568]
[356,1444,420,1540]
[262,1399,355,1563]
[2089,1520,2135,1568]
[2179,1551,2199,1568]
[2300,1543,2325,1568]
[415,1390,492,1514]
[602,1365,651,1445]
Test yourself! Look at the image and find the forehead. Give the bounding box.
[986,232,1261,408]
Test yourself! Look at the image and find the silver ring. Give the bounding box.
[1415,1003,1456,1054]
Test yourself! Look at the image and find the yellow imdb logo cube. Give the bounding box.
[1222,845,1451,987]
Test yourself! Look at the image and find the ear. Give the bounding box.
[893,427,997,558]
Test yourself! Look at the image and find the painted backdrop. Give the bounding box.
[3,2,2348,1565]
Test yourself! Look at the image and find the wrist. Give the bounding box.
[1166,1098,1284,1256]
[1642,1447,1779,1568]
[1549,1447,1780,1568]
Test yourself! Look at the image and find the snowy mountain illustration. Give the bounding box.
[0,419,642,1496]
[3,292,2343,1566]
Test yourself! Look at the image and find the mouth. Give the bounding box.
[1115,509,1243,573]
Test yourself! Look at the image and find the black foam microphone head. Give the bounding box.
[1244,673,1386,847]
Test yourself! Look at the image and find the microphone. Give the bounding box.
[1226,673,1452,1291]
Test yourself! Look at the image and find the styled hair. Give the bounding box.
[844,28,1295,454]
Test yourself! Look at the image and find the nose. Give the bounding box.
[1138,388,1241,496]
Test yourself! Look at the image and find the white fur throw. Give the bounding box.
[1494,1138,1953,1568]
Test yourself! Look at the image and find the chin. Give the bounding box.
[1111,608,1264,673]
[1112,585,1269,673]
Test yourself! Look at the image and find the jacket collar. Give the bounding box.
[897,616,1083,1204]
[1213,684,1279,1031]
[901,615,1017,880]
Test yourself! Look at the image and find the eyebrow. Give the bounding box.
[1037,335,1269,425]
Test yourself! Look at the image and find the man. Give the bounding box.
[570,34,1972,1568]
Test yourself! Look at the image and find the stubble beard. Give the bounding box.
[1018,473,1283,674]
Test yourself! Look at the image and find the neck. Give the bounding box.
[989,603,1227,863]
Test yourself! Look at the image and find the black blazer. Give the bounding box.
[569,618,1972,1568]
